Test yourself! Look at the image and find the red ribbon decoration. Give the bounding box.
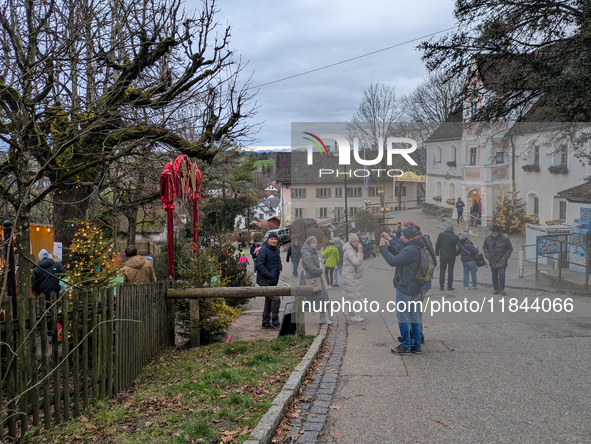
[160,162,178,278]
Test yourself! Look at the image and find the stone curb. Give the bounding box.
[244,324,329,444]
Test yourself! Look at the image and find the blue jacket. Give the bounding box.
[460,240,479,263]
[256,241,282,286]
[380,237,423,296]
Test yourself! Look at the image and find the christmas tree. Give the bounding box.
[492,188,528,234]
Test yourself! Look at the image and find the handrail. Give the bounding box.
[464,214,486,238]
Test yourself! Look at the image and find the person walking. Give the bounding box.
[256,232,283,329]
[321,239,340,289]
[286,237,302,277]
[435,225,462,291]
[456,198,465,224]
[341,233,364,321]
[250,240,260,275]
[300,236,332,325]
[379,224,423,354]
[482,225,513,295]
[460,232,479,289]
[32,249,67,309]
[333,237,344,287]
[470,200,479,226]
[122,245,157,283]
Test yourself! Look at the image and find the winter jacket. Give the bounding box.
[456,200,465,214]
[435,227,462,261]
[32,258,66,297]
[379,237,423,296]
[250,243,260,260]
[321,245,340,268]
[300,242,328,303]
[123,255,157,283]
[341,242,364,302]
[460,240,480,263]
[286,243,302,262]
[472,202,479,213]
[255,241,282,286]
[482,233,513,269]
[335,242,344,266]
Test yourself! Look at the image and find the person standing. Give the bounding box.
[256,232,283,329]
[435,225,462,291]
[482,225,513,295]
[456,198,465,224]
[477,199,482,225]
[470,200,479,226]
[286,237,302,277]
[32,249,67,308]
[460,232,479,289]
[379,225,423,354]
[333,237,344,287]
[321,240,340,289]
[341,233,364,321]
[300,236,332,324]
[250,240,260,275]
[122,245,157,283]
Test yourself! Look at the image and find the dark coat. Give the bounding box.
[379,237,423,296]
[482,233,513,269]
[250,242,260,260]
[435,227,462,261]
[300,242,328,303]
[335,242,344,266]
[456,200,465,213]
[256,241,282,286]
[286,243,302,262]
[460,240,480,263]
[32,259,66,297]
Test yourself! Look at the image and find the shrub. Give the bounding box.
[290,218,308,241]
[354,210,378,234]
[306,227,327,245]
[548,165,568,174]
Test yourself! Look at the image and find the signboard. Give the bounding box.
[397,171,425,182]
[538,237,560,254]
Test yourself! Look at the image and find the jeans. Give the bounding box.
[463,260,477,288]
[491,267,506,291]
[469,211,478,226]
[292,258,300,277]
[395,288,422,350]
[439,257,456,289]
[334,264,343,285]
[457,212,463,223]
[262,296,281,326]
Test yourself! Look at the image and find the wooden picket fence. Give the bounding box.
[0,281,173,442]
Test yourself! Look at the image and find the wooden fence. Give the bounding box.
[0,281,173,442]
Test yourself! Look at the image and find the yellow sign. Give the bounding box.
[397,171,425,182]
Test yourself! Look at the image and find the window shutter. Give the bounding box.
[357,187,361,197]
[328,188,331,198]
[316,188,320,198]
[291,188,295,198]
[303,208,307,218]
[302,188,307,198]
[315,207,319,218]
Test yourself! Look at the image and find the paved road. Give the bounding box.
[315,245,591,443]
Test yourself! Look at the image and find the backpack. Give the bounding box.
[407,242,435,284]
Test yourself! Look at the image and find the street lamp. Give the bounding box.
[364,198,371,210]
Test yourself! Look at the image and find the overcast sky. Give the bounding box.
[186,0,457,149]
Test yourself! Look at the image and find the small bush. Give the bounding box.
[306,227,327,245]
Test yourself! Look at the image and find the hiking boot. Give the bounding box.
[493,290,499,295]
[499,290,506,296]
[410,346,422,354]
[439,286,445,291]
[391,345,411,355]
[261,324,272,329]
[421,334,425,344]
[447,287,455,291]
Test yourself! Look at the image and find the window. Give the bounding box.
[533,145,540,166]
[346,187,362,197]
[295,208,303,218]
[560,146,568,166]
[335,207,343,219]
[319,208,328,218]
[450,145,457,162]
[470,101,478,118]
[349,207,359,217]
[292,188,306,199]
[436,146,442,163]
[559,201,567,221]
[469,147,477,165]
[395,185,406,197]
[335,187,343,198]
[533,197,539,216]
[316,187,330,198]
[495,151,505,164]
[368,186,379,197]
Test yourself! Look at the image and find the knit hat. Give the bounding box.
[402,225,420,239]
[267,232,278,239]
[241,251,246,256]
[329,239,335,245]
[348,233,359,243]
[491,225,501,233]
[461,232,470,239]
[306,236,317,245]
[333,237,341,243]
[402,220,421,231]
[38,249,50,261]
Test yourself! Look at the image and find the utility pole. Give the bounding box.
[343,141,349,240]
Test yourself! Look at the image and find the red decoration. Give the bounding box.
[160,162,177,210]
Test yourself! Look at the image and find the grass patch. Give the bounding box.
[29,335,313,444]
[254,159,275,167]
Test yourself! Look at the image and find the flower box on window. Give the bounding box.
[446,198,455,205]
[446,161,456,167]
[432,196,442,202]
[522,164,540,172]
[548,165,568,174]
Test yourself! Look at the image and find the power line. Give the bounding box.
[249,26,457,90]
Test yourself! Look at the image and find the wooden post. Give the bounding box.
[294,295,305,336]
[190,299,200,347]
